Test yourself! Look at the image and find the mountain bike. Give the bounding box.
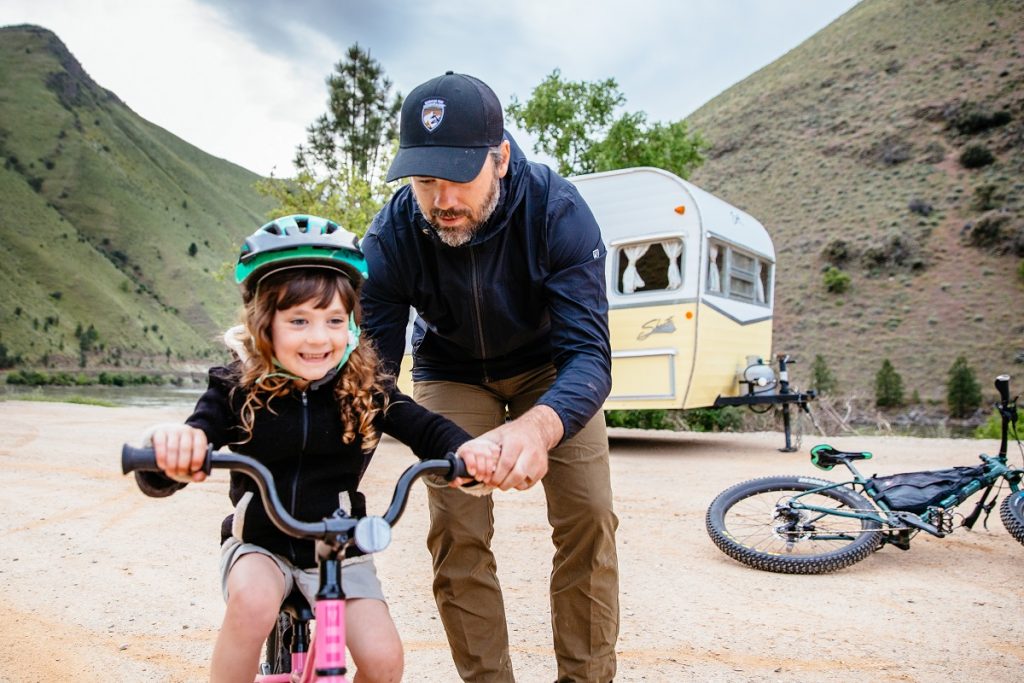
[122,444,471,681]
[706,374,1023,574]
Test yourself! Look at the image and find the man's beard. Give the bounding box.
[426,173,501,248]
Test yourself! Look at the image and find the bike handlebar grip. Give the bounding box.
[995,374,1010,403]
[444,452,471,481]
[121,444,158,474]
[121,444,214,475]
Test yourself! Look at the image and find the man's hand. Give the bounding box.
[483,405,563,491]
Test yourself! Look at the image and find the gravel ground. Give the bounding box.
[1,400,1022,682]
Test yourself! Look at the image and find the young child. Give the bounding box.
[136,215,498,683]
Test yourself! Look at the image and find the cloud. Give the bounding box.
[1,0,859,175]
[2,0,329,175]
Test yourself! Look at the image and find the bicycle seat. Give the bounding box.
[810,444,873,470]
[280,587,314,622]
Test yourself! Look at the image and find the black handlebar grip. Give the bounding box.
[121,443,214,475]
[995,374,1010,404]
[121,444,158,474]
[444,452,471,481]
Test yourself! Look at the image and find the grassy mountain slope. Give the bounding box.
[687,0,1023,401]
[0,25,273,367]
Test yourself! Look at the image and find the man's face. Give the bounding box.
[411,141,510,247]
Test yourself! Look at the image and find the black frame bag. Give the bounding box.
[868,465,987,514]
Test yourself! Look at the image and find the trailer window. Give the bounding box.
[707,240,771,305]
[614,238,683,294]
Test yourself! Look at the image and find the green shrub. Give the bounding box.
[605,409,673,430]
[680,407,743,432]
[822,239,851,264]
[953,106,1012,135]
[0,343,21,369]
[823,266,851,293]
[907,198,933,216]
[875,359,904,408]
[960,144,994,169]
[946,355,982,418]
[971,184,1002,211]
[963,211,1021,254]
[973,412,1002,439]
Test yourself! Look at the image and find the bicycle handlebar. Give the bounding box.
[121,444,470,553]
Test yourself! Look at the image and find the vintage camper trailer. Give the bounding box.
[396,166,787,420]
[568,166,776,411]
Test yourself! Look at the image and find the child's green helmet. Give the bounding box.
[235,215,369,296]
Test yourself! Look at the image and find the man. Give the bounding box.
[361,71,618,683]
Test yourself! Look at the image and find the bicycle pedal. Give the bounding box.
[926,506,955,534]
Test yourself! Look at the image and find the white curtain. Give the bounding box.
[622,244,650,293]
[661,239,683,290]
[755,261,766,303]
[708,244,721,293]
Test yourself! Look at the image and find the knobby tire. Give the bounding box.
[706,475,882,574]
[1000,490,1024,546]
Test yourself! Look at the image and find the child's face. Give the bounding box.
[271,291,351,382]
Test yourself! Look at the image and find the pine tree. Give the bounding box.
[946,355,982,418]
[810,354,837,395]
[874,359,904,408]
[256,44,401,234]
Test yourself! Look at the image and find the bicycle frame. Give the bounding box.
[123,445,468,683]
[790,375,1022,541]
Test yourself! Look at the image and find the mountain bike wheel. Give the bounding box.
[1000,490,1024,546]
[706,476,882,574]
[263,612,292,675]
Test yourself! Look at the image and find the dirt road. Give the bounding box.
[1,400,1021,681]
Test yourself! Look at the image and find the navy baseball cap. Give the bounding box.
[386,71,504,183]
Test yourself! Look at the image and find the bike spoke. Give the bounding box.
[723,491,872,556]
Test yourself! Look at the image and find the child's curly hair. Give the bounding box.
[233,268,388,452]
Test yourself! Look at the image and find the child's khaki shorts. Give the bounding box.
[220,536,386,608]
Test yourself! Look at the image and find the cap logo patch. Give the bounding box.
[421,98,446,132]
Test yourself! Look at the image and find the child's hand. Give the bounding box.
[453,437,500,486]
[150,423,209,483]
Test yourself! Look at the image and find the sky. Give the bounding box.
[1,0,860,177]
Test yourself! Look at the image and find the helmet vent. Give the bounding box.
[265,223,282,235]
[296,217,309,233]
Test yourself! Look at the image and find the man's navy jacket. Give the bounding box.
[361,135,611,441]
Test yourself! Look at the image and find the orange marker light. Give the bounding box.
[685,311,693,320]
[674,205,686,215]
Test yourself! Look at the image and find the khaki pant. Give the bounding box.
[415,364,619,683]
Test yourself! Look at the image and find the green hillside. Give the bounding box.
[0,25,273,368]
[3,8,1022,402]
[687,0,1023,400]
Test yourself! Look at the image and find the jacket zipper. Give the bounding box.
[468,247,490,382]
[287,390,309,562]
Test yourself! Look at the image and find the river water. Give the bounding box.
[1,383,205,408]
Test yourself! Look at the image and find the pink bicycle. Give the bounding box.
[122,444,470,682]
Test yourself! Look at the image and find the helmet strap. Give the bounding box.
[337,316,361,369]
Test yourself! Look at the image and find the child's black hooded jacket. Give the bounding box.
[136,362,471,568]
